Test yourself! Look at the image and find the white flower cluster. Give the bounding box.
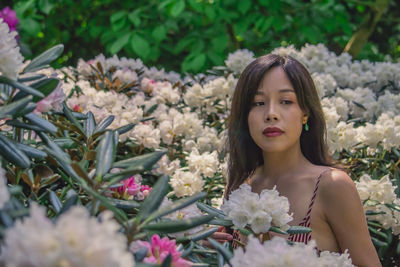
[221,184,292,234]
[0,203,135,267]
[231,236,353,267]
[355,174,400,235]
[169,169,204,198]
[160,198,204,238]
[0,19,24,80]
[0,163,10,209]
[187,148,219,178]
[225,49,255,74]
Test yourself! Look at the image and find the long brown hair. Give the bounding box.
[225,54,337,197]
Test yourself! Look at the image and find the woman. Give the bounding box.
[215,54,381,267]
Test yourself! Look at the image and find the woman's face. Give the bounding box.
[247,67,307,153]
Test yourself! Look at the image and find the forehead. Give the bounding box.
[256,67,295,95]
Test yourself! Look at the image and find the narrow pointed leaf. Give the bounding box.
[176,227,218,243]
[53,138,76,149]
[206,238,233,263]
[109,198,141,212]
[143,215,214,233]
[38,132,71,163]
[49,190,62,214]
[95,130,115,178]
[196,202,226,219]
[138,175,169,219]
[181,241,195,258]
[59,192,79,214]
[84,111,96,137]
[112,149,167,169]
[15,143,47,159]
[208,218,233,227]
[31,78,59,102]
[14,102,37,117]
[0,76,44,98]
[160,254,172,267]
[22,44,64,73]
[270,226,289,235]
[0,95,33,119]
[18,74,46,83]
[24,113,58,133]
[147,192,206,222]
[6,119,43,132]
[94,115,115,133]
[116,123,135,135]
[62,102,84,133]
[0,134,30,168]
[286,226,311,235]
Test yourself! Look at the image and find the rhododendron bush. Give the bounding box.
[1,17,400,266]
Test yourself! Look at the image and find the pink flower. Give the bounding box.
[130,234,191,267]
[0,7,18,33]
[34,82,66,114]
[111,176,141,199]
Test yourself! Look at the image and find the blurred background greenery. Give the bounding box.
[3,0,400,73]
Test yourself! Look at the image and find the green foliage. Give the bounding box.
[12,0,400,73]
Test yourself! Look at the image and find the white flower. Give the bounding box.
[0,163,10,209]
[0,19,24,79]
[231,236,354,267]
[0,203,135,267]
[169,169,204,197]
[154,155,181,176]
[221,184,292,233]
[130,123,160,149]
[225,49,255,74]
[187,148,219,178]
[112,68,138,84]
[355,174,397,204]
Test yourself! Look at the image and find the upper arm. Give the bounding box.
[319,170,381,267]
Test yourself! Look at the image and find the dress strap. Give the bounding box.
[301,168,332,225]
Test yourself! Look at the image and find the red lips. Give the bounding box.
[263,127,284,134]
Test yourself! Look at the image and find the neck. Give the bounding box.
[260,144,310,183]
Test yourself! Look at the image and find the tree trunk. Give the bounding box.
[343,0,391,58]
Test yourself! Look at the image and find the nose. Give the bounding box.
[264,102,279,122]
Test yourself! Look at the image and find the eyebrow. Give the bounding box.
[255,89,295,95]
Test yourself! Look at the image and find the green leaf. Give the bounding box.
[238,0,251,14]
[176,227,218,242]
[49,190,62,214]
[182,53,206,73]
[110,11,128,32]
[0,95,33,119]
[53,138,76,149]
[24,113,58,133]
[94,115,115,134]
[84,111,96,137]
[0,76,44,98]
[152,25,167,42]
[38,0,54,15]
[286,226,311,235]
[128,10,141,27]
[0,134,30,168]
[109,198,141,212]
[38,132,71,164]
[208,218,233,227]
[269,226,288,235]
[23,44,64,73]
[19,18,41,37]
[116,123,135,135]
[31,78,59,101]
[59,191,79,214]
[169,0,185,17]
[196,202,225,219]
[143,215,214,233]
[130,34,151,59]
[110,32,131,55]
[138,175,170,219]
[18,74,46,83]
[112,150,167,169]
[206,238,233,263]
[62,102,84,134]
[204,5,216,21]
[15,143,47,159]
[147,192,206,222]
[95,130,116,179]
[103,165,144,185]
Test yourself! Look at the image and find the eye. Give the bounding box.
[280,100,293,105]
[252,101,264,106]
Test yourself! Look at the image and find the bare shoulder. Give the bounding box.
[317,168,360,207]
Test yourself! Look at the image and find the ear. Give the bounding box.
[302,113,308,123]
